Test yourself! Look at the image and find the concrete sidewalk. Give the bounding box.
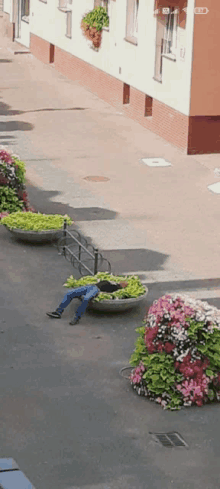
[1,29,220,299]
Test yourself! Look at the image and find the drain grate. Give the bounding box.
[83,176,110,182]
[150,432,188,448]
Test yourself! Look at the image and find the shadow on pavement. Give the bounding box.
[25,179,220,310]
[0,135,15,139]
[0,100,87,116]
[26,181,118,221]
[25,181,169,275]
[0,121,34,131]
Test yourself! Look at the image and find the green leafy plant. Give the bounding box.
[129,327,183,410]
[64,272,146,301]
[14,158,26,185]
[81,6,109,49]
[0,212,73,231]
[0,187,24,213]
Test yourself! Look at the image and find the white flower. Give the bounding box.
[171,327,187,342]
[176,348,190,362]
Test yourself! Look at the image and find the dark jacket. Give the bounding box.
[95,280,122,293]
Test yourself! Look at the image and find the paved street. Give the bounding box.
[0,25,220,489]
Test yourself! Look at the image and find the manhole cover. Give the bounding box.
[150,432,188,448]
[83,176,110,182]
[140,158,172,167]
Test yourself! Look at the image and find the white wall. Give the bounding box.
[20,19,30,47]
[29,0,196,115]
[3,0,11,15]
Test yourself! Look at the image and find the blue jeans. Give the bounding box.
[57,285,99,319]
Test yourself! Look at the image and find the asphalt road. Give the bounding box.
[0,29,220,489]
[1,212,220,489]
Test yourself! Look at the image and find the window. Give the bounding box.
[21,0,30,21]
[126,0,139,44]
[123,84,130,104]
[66,10,72,38]
[144,95,153,117]
[162,7,179,57]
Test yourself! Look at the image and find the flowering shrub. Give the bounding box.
[0,146,35,219]
[129,294,220,409]
[64,272,146,302]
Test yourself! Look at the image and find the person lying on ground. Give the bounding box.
[46,279,128,325]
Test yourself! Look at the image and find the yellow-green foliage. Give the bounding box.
[1,212,73,231]
[64,272,146,301]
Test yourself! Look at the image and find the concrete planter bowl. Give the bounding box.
[4,227,63,244]
[88,288,148,312]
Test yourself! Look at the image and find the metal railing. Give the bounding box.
[54,220,111,276]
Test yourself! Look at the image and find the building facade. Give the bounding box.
[2,0,220,155]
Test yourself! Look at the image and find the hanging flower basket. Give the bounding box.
[81,6,109,50]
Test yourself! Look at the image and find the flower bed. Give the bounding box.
[0,146,34,219]
[129,294,220,410]
[64,272,146,302]
[0,212,72,231]
[0,211,73,243]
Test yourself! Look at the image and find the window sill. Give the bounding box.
[153,76,162,83]
[58,7,71,12]
[162,53,176,62]
[21,16,29,23]
[124,36,138,46]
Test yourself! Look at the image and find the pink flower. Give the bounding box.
[157,342,164,352]
[196,400,203,407]
[164,342,175,353]
[0,211,9,220]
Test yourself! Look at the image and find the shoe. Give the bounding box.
[69,317,80,326]
[46,311,61,319]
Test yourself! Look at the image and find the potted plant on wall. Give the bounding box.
[81,6,109,50]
